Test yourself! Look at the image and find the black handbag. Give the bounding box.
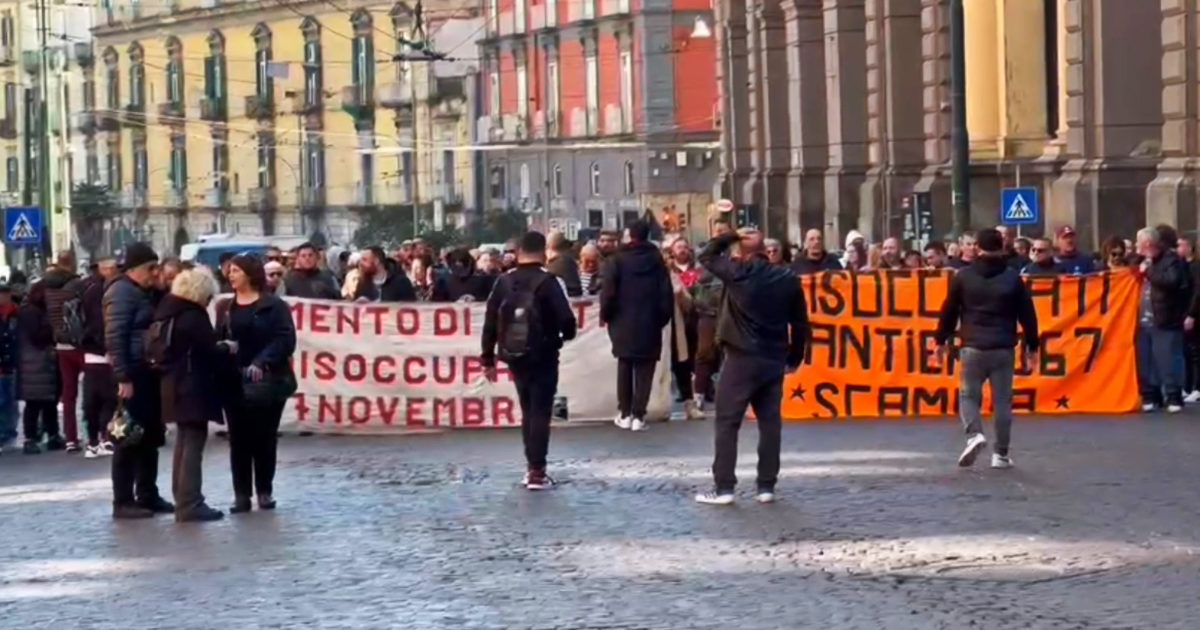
[106,399,144,448]
[241,367,298,405]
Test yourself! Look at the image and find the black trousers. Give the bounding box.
[82,364,117,446]
[22,401,59,441]
[111,374,164,506]
[671,315,698,401]
[511,360,559,470]
[712,350,784,493]
[617,358,657,419]
[228,398,285,498]
[172,424,209,516]
[1186,329,1200,392]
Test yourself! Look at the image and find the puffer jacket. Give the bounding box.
[103,275,155,383]
[599,241,674,360]
[41,266,84,346]
[17,301,58,401]
[935,256,1040,351]
[1146,250,1192,330]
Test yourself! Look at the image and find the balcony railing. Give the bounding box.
[377,82,412,109]
[122,103,147,126]
[291,94,322,115]
[353,182,374,208]
[340,85,374,119]
[165,187,187,208]
[73,42,94,67]
[297,186,325,210]
[243,94,275,120]
[74,111,96,135]
[157,101,184,125]
[97,111,121,132]
[248,187,277,213]
[0,117,15,139]
[120,189,148,209]
[0,45,15,67]
[204,187,229,208]
[200,96,226,122]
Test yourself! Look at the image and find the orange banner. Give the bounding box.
[782,269,1141,419]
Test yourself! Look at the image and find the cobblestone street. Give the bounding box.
[1,415,1199,629]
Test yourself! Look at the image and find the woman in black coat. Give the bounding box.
[17,282,61,453]
[155,268,230,522]
[215,255,297,513]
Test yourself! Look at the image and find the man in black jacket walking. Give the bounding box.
[81,258,119,457]
[935,228,1039,469]
[695,228,808,506]
[482,231,577,491]
[1137,226,1192,412]
[599,220,674,432]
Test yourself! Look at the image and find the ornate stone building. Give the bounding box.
[717,0,1173,251]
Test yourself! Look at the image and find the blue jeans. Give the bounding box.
[1137,327,1185,405]
[0,375,16,442]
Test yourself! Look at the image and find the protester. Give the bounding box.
[432,248,496,302]
[903,250,923,269]
[81,258,118,458]
[217,255,297,513]
[1103,236,1130,270]
[546,231,583,297]
[105,242,173,519]
[1136,226,1191,412]
[690,241,725,411]
[157,258,183,303]
[264,261,285,294]
[841,230,866,269]
[996,226,1029,270]
[764,239,789,266]
[409,253,436,301]
[353,247,416,302]
[1054,225,1096,274]
[865,243,884,270]
[923,242,948,270]
[667,238,703,420]
[1021,238,1058,276]
[601,220,674,432]
[578,243,603,295]
[17,281,61,455]
[880,237,904,269]
[0,285,16,453]
[948,231,978,269]
[1179,237,1200,402]
[480,231,578,491]
[935,228,1039,470]
[284,243,341,300]
[947,242,961,260]
[694,228,808,506]
[154,268,228,522]
[476,249,502,276]
[216,252,235,293]
[791,229,841,275]
[43,251,87,453]
[597,230,621,260]
[1015,237,1032,260]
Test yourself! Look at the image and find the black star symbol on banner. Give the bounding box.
[790,385,806,401]
[1055,395,1070,409]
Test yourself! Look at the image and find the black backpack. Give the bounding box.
[61,295,86,347]
[144,318,175,373]
[497,273,550,363]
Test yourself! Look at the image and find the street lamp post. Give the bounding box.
[949,0,970,236]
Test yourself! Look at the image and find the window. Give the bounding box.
[0,13,12,48]
[5,157,16,192]
[400,151,414,202]
[516,59,528,119]
[546,58,559,133]
[585,47,598,135]
[86,152,99,184]
[1044,0,1059,138]
[552,164,563,197]
[83,79,95,112]
[588,209,603,228]
[351,10,374,104]
[304,136,325,188]
[359,130,374,191]
[211,135,228,189]
[3,82,14,120]
[442,150,456,198]
[133,144,147,190]
[489,165,506,199]
[514,0,525,31]
[545,0,556,27]
[302,20,322,109]
[619,50,633,133]
[105,148,121,190]
[487,0,498,31]
[257,134,275,188]
[166,38,183,105]
[519,163,530,199]
[253,24,273,102]
[128,43,145,109]
[105,58,119,110]
[205,31,225,103]
[582,0,594,19]
[590,163,600,196]
[489,68,500,118]
[169,135,187,190]
[623,160,634,195]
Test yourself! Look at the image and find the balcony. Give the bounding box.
[291,94,322,115]
[0,45,14,67]
[204,187,229,209]
[248,187,277,213]
[122,103,147,126]
[97,111,121,132]
[200,97,226,122]
[120,189,148,209]
[376,82,412,109]
[74,111,96,135]
[297,186,325,211]
[73,43,94,67]
[165,187,187,208]
[243,94,275,121]
[351,182,374,209]
[0,117,15,140]
[340,85,374,119]
[157,101,184,125]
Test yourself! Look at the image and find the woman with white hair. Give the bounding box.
[152,267,233,522]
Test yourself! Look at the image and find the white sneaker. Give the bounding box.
[695,491,735,506]
[630,418,647,432]
[755,490,776,504]
[1168,404,1184,414]
[957,433,988,467]
[683,400,704,421]
[614,415,632,430]
[84,445,102,459]
[99,441,115,455]
[991,453,1014,469]
[1186,391,1200,403]
[1142,403,1157,412]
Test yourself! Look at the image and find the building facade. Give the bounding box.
[476,0,719,242]
[718,0,1174,251]
[82,0,481,255]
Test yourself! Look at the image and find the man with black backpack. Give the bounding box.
[43,251,86,453]
[481,231,578,491]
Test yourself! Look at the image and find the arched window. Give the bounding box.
[623,160,634,196]
[589,162,600,197]
[552,164,563,197]
[127,42,144,110]
[251,23,273,100]
[519,163,531,199]
[164,37,183,108]
[102,47,119,111]
[204,31,227,120]
[301,17,323,109]
[350,9,375,98]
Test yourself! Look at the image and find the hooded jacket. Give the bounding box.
[935,255,1040,351]
[840,230,865,269]
[41,266,84,346]
[352,260,417,302]
[599,241,674,360]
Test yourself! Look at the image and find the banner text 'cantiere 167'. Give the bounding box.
[782,269,1141,420]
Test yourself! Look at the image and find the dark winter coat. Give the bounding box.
[17,302,58,401]
[80,276,107,356]
[41,266,84,346]
[215,294,297,374]
[599,241,674,361]
[431,268,497,303]
[1145,250,1192,330]
[790,252,842,275]
[547,254,583,298]
[103,275,155,383]
[1055,251,1096,275]
[480,264,578,368]
[0,304,17,375]
[155,295,225,426]
[283,268,341,300]
[935,256,1040,351]
[353,262,417,302]
[1021,259,1060,277]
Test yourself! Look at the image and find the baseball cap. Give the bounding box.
[1056,225,1076,238]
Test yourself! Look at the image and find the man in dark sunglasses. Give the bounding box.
[1020,238,1059,276]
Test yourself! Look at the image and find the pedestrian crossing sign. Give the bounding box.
[4,207,43,246]
[1000,187,1039,226]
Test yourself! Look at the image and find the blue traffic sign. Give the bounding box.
[1000,187,1039,226]
[4,207,42,246]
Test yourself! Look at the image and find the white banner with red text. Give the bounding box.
[272,298,672,433]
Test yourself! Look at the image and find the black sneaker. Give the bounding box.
[257,495,277,510]
[113,504,154,520]
[230,496,253,514]
[65,441,82,453]
[176,505,224,523]
[44,435,66,451]
[22,440,41,455]
[137,496,176,514]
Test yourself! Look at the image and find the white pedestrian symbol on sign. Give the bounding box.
[7,213,37,241]
[1004,194,1034,221]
